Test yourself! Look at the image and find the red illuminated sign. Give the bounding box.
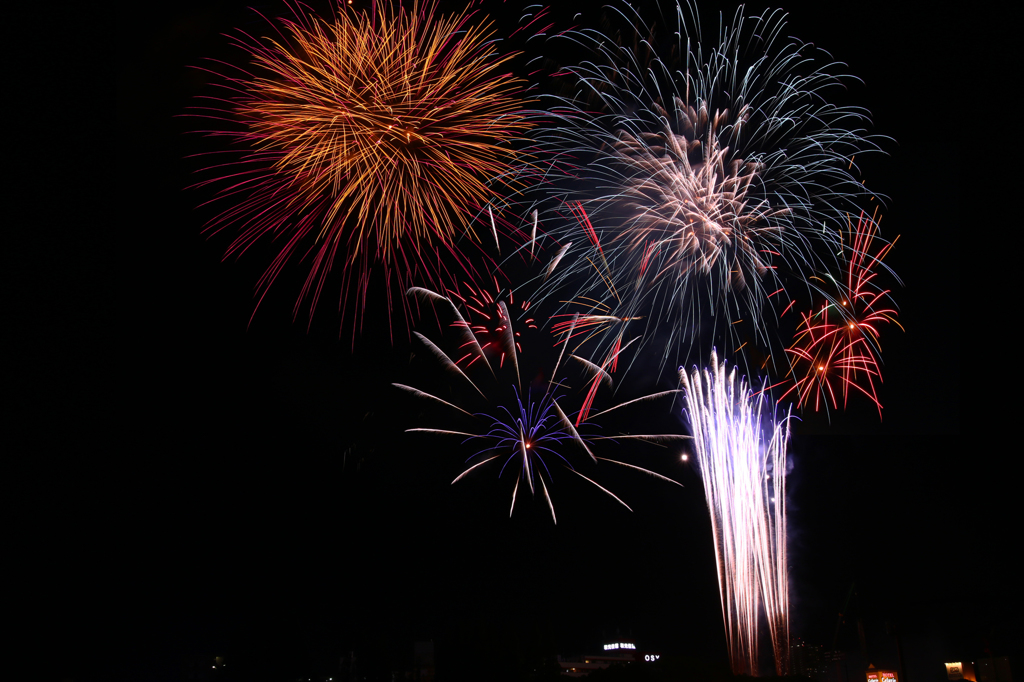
[868,669,898,682]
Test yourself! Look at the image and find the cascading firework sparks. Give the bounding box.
[680,350,789,676]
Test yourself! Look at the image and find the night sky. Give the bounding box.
[13,1,1012,681]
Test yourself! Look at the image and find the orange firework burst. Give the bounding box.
[776,211,902,418]
[192,0,532,334]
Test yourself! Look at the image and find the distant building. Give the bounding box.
[557,640,662,677]
[946,662,977,682]
[976,657,1012,682]
[791,638,829,681]
[866,663,899,682]
[413,641,434,682]
[180,654,226,681]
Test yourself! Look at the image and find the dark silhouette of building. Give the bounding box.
[556,640,662,677]
[791,638,829,681]
[413,640,434,682]
[976,657,1012,682]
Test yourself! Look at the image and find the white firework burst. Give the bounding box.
[531,1,885,377]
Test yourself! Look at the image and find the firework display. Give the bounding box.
[190,0,532,334]
[191,1,903,675]
[530,2,884,376]
[681,350,790,675]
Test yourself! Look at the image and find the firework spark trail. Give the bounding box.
[575,335,639,426]
[774,211,901,418]
[189,0,532,338]
[530,1,885,377]
[681,350,790,675]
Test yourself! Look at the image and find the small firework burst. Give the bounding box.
[459,385,580,524]
[777,211,902,418]
[190,0,532,335]
[447,277,538,371]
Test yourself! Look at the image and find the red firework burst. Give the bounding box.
[448,277,537,371]
[776,211,902,418]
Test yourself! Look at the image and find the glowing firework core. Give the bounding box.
[616,100,783,289]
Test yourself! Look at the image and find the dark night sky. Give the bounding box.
[10,1,1013,681]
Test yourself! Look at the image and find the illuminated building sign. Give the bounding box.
[603,643,636,650]
[644,654,661,662]
[945,662,976,681]
[867,668,898,682]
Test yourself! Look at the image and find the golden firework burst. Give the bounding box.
[197,0,533,328]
